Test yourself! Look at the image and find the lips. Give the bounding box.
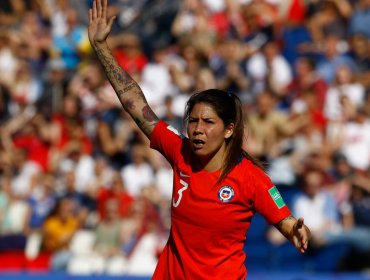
[192,139,205,149]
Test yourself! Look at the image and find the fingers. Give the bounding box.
[93,0,97,19]
[102,0,107,19]
[89,8,92,23]
[303,239,308,250]
[97,0,102,18]
[300,239,308,254]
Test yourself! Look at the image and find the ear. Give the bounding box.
[224,123,235,139]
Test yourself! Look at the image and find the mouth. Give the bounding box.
[192,139,205,149]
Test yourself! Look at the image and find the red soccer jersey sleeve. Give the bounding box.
[248,165,291,225]
[150,121,185,167]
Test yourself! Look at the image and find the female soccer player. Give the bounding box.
[88,0,311,278]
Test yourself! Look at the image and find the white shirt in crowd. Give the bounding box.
[340,120,370,171]
[324,83,365,121]
[121,162,154,197]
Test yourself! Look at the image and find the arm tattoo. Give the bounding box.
[142,105,156,122]
[133,116,153,137]
[94,46,159,138]
[123,99,135,110]
[117,83,136,96]
[275,215,294,229]
[95,49,138,93]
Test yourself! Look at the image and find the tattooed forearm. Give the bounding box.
[274,215,298,243]
[123,99,135,110]
[117,83,137,96]
[93,44,159,139]
[95,48,137,90]
[133,116,157,137]
[143,105,157,122]
[275,215,295,229]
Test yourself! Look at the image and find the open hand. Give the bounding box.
[88,0,116,47]
[291,217,311,254]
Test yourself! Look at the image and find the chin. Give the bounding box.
[192,148,212,159]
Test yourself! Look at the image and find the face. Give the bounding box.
[187,102,234,163]
[336,65,352,84]
[303,171,322,198]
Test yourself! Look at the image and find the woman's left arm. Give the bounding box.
[274,216,311,254]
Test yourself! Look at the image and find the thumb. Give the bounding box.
[295,217,304,230]
[107,16,116,29]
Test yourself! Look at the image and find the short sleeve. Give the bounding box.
[150,121,184,166]
[252,167,291,225]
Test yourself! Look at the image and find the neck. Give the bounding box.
[201,157,222,172]
[195,147,226,172]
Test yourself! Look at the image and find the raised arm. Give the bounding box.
[275,216,311,254]
[88,0,158,139]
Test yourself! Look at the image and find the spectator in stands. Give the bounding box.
[324,64,365,122]
[348,33,370,91]
[0,173,28,252]
[287,108,325,175]
[159,95,184,133]
[140,44,177,113]
[6,61,42,115]
[7,147,42,200]
[51,94,93,156]
[42,197,81,271]
[306,0,352,41]
[56,169,94,228]
[293,169,342,244]
[68,198,129,275]
[247,40,293,96]
[85,155,115,200]
[286,56,328,113]
[246,90,306,160]
[112,33,148,75]
[311,174,370,271]
[119,192,163,275]
[52,7,89,71]
[120,144,155,198]
[97,171,134,220]
[171,0,217,57]
[332,107,370,172]
[37,58,69,120]
[349,0,370,38]
[58,141,96,199]
[0,30,18,85]
[212,39,250,98]
[24,173,57,233]
[316,35,357,84]
[0,83,11,123]
[325,153,354,228]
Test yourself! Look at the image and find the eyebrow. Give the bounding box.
[189,116,214,121]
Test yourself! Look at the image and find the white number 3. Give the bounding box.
[172,179,188,207]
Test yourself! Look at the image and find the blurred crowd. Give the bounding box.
[0,0,369,275]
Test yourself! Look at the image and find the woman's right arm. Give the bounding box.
[88,0,159,139]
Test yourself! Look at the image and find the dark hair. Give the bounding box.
[184,89,263,184]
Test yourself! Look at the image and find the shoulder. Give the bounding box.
[153,120,186,140]
[234,157,270,186]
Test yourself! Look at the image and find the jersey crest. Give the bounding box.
[218,186,234,202]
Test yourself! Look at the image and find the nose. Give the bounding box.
[194,121,203,135]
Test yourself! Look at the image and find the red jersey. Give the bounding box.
[150,121,291,280]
